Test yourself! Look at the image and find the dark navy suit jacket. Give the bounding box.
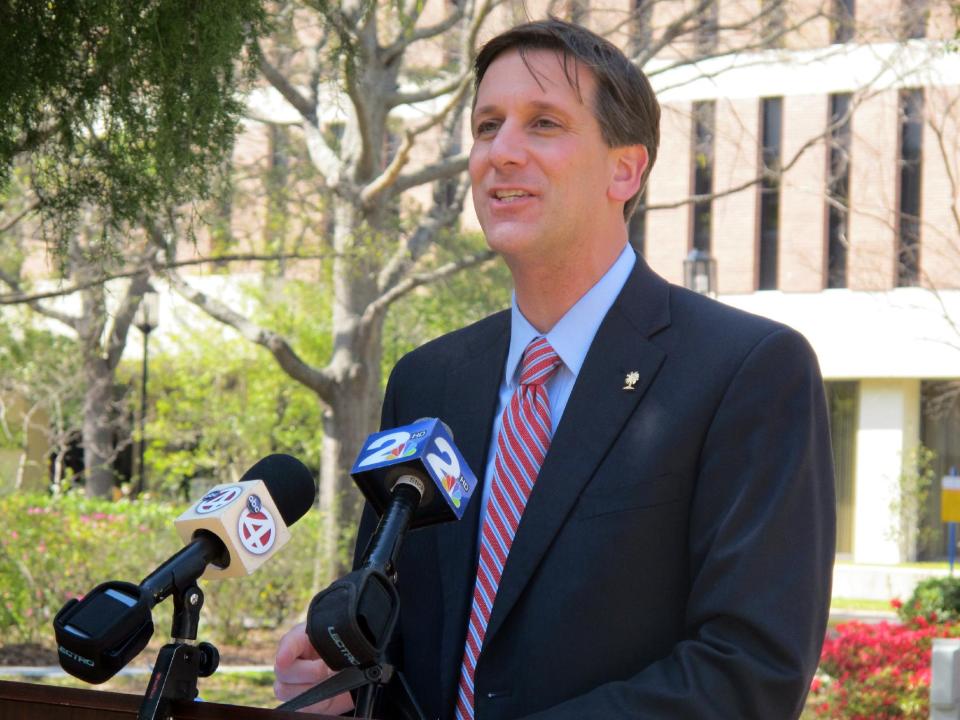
[356,256,836,719]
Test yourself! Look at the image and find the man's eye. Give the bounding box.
[475,120,499,136]
[533,118,560,129]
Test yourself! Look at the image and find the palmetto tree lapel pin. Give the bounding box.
[623,371,640,390]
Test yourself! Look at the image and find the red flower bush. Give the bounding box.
[808,608,960,719]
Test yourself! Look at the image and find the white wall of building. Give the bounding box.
[851,379,920,564]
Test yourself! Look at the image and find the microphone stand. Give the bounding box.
[279,481,427,720]
[137,540,223,720]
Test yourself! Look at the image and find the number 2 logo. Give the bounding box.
[426,437,461,485]
[357,430,412,468]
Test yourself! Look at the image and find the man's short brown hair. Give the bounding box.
[474,18,660,220]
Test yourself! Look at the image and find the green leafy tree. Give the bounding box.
[0,0,266,236]
[142,303,326,499]
[0,0,266,496]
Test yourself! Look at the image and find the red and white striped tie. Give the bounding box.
[454,336,561,719]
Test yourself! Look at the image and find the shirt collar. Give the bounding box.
[505,244,636,387]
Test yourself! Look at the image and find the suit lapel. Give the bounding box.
[482,260,672,648]
[436,313,510,708]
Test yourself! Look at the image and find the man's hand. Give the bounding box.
[274,622,355,715]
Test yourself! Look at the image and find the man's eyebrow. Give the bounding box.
[473,100,572,118]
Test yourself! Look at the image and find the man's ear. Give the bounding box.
[608,144,649,204]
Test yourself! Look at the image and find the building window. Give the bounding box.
[691,101,715,253]
[827,93,852,289]
[758,97,782,290]
[628,188,648,257]
[897,88,924,287]
[826,381,858,557]
[900,0,929,39]
[919,381,960,560]
[831,0,855,43]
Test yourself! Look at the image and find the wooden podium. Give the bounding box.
[0,680,341,720]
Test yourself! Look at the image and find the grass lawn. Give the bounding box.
[830,597,897,613]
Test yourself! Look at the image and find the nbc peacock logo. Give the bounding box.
[388,439,419,460]
[442,473,462,508]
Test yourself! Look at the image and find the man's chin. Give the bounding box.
[483,225,543,258]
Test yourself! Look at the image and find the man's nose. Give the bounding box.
[488,122,527,168]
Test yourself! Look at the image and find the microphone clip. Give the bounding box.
[298,566,425,719]
[306,566,400,670]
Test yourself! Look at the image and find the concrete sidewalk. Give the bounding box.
[833,562,952,601]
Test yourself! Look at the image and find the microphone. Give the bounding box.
[306,418,477,671]
[165,452,316,585]
[53,454,316,683]
[352,417,475,530]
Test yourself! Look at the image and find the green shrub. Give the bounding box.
[897,576,960,623]
[0,492,324,647]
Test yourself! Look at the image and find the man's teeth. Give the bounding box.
[495,190,531,200]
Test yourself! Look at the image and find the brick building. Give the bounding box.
[635,0,957,564]
[463,0,960,564]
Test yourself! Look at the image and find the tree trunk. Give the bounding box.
[313,198,388,581]
[318,374,381,580]
[82,358,116,497]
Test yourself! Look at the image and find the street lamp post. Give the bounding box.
[134,285,159,496]
[683,248,718,297]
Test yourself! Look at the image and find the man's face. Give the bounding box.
[469,49,619,268]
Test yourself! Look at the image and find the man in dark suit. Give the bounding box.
[275,19,835,719]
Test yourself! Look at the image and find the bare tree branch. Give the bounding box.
[257,46,318,124]
[466,0,500,53]
[0,264,78,326]
[361,249,496,332]
[380,0,492,215]
[163,269,337,401]
[382,6,465,64]
[927,98,960,238]
[0,199,41,235]
[392,154,469,196]
[8,124,57,161]
[0,252,334,305]
[301,0,354,44]
[401,0,422,22]
[629,0,711,67]
[362,73,472,207]
[253,42,344,182]
[340,12,384,181]
[388,72,467,108]
[647,84,872,212]
[360,128,416,207]
[105,271,150,369]
[646,20,841,95]
[377,172,472,294]
[301,122,346,184]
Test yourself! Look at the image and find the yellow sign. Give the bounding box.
[942,477,960,523]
